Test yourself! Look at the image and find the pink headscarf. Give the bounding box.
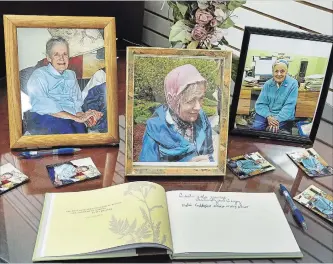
[164,64,206,115]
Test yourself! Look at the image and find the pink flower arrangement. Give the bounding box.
[191,24,208,41]
[195,9,214,25]
[168,0,246,49]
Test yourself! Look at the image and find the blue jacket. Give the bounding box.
[139,105,214,162]
[236,159,262,175]
[311,195,333,216]
[301,156,324,174]
[255,75,298,122]
[27,64,83,115]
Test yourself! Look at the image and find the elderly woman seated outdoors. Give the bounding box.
[252,59,299,133]
[26,36,104,135]
[139,64,214,162]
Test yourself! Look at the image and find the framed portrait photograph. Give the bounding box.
[4,15,118,149]
[229,27,333,144]
[125,47,232,176]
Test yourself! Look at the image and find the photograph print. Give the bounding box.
[287,148,333,177]
[46,157,101,187]
[230,27,333,143]
[4,15,118,149]
[294,185,333,223]
[126,48,232,176]
[227,151,275,179]
[18,28,107,135]
[0,163,29,195]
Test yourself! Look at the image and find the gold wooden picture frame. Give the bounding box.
[125,47,232,176]
[4,15,118,149]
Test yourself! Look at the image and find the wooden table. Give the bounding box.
[236,88,252,115]
[0,58,332,263]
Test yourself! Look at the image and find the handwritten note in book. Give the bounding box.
[166,191,301,256]
[179,192,249,209]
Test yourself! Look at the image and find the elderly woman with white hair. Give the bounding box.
[26,36,103,134]
[252,59,299,133]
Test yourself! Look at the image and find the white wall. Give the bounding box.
[248,35,332,57]
[142,0,333,148]
[17,28,51,71]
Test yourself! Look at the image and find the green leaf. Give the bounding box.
[135,222,151,241]
[214,3,228,12]
[218,17,235,29]
[187,40,199,49]
[134,116,147,124]
[202,105,217,117]
[169,20,192,43]
[139,207,150,223]
[173,5,184,20]
[128,219,137,234]
[176,2,188,17]
[170,41,178,48]
[227,0,246,11]
[167,0,177,10]
[168,1,184,20]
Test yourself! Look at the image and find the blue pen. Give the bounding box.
[19,148,81,159]
[280,184,308,230]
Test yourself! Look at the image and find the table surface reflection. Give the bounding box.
[0,77,332,263]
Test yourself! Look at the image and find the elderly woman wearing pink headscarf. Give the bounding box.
[139,64,214,162]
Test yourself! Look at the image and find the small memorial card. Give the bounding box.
[46,157,101,187]
[294,185,333,223]
[0,163,29,195]
[227,152,275,179]
[287,148,333,177]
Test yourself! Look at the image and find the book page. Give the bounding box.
[166,191,301,256]
[37,182,172,257]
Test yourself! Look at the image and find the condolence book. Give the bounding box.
[33,181,302,261]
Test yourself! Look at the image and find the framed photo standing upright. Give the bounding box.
[126,47,232,176]
[229,27,333,145]
[4,15,118,149]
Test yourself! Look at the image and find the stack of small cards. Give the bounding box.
[287,148,333,177]
[0,163,29,195]
[46,157,101,187]
[227,151,275,179]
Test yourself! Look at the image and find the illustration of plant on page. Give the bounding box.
[109,182,172,247]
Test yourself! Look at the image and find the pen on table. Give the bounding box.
[19,148,81,159]
[280,184,308,230]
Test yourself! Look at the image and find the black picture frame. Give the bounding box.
[229,27,333,145]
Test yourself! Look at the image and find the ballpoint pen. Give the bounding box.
[280,184,308,230]
[19,148,81,159]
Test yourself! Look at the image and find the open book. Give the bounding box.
[33,181,302,261]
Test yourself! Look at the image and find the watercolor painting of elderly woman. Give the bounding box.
[129,51,230,167]
[126,48,231,176]
[17,28,108,135]
[139,64,214,163]
[232,33,332,139]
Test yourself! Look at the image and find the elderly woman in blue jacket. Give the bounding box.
[252,59,299,133]
[139,64,214,162]
[27,36,103,135]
